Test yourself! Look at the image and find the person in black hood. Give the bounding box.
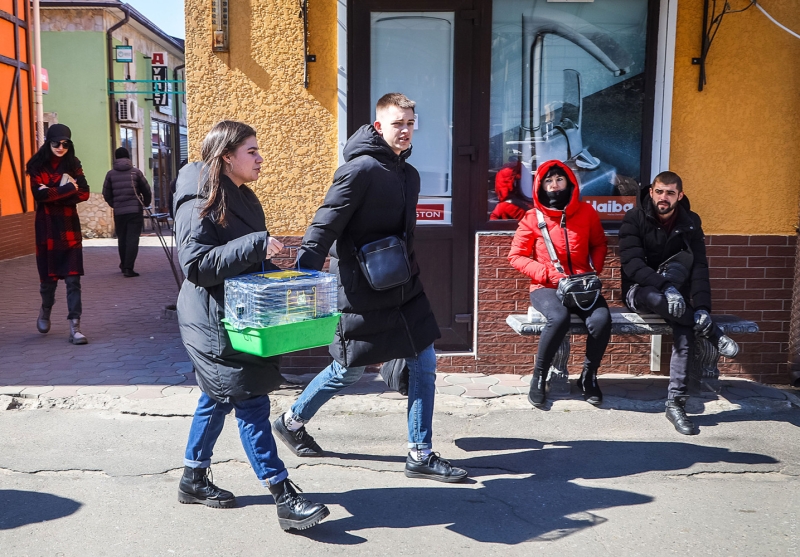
[102,147,152,277]
[272,93,467,484]
[619,171,739,436]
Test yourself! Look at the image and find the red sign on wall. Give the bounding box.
[416,203,445,221]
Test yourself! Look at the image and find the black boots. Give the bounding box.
[527,368,547,407]
[272,415,323,457]
[268,479,329,531]
[576,366,602,406]
[178,466,236,508]
[665,397,695,435]
[37,306,52,334]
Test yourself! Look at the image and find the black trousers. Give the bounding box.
[530,288,611,377]
[40,275,82,320]
[114,212,144,272]
[628,285,699,399]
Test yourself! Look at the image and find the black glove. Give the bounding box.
[659,261,690,288]
[663,286,686,318]
[693,309,713,336]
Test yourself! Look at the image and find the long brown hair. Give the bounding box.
[199,120,257,227]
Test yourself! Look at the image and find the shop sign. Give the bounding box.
[151,52,169,108]
[32,65,48,94]
[583,196,636,220]
[115,45,133,63]
[416,198,452,225]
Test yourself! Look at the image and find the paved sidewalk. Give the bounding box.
[1,243,798,413]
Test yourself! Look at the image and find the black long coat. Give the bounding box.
[297,125,440,367]
[174,162,282,402]
[618,186,712,312]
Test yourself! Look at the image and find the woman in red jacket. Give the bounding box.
[508,160,610,407]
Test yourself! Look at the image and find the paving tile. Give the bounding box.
[77,386,109,395]
[444,375,473,385]
[156,376,187,385]
[471,376,499,386]
[463,389,499,399]
[123,386,166,400]
[162,386,197,397]
[104,386,139,396]
[378,391,407,400]
[0,386,24,395]
[45,386,81,398]
[750,386,788,400]
[725,387,759,398]
[489,385,521,396]
[600,385,628,397]
[436,385,466,396]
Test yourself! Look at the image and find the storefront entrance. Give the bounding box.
[349,0,481,351]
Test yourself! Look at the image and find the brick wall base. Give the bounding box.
[0,213,35,261]
[265,233,794,384]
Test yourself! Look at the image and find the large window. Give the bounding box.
[120,127,139,167]
[488,0,650,222]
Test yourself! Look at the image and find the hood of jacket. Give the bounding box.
[532,160,582,217]
[495,161,522,202]
[343,124,412,166]
[637,182,693,222]
[113,158,133,172]
[174,161,209,215]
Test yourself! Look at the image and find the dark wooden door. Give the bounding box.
[349,0,481,350]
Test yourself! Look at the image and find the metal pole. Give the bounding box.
[31,0,44,146]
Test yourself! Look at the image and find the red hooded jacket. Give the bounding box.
[508,160,607,291]
[490,161,528,220]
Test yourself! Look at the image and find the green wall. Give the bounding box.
[42,31,110,193]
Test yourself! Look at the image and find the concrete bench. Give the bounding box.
[506,307,759,395]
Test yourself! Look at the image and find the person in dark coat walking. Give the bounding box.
[272,93,467,483]
[102,147,152,277]
[26,123,90,344]
[619,171,739,435]
[173,120,328,531]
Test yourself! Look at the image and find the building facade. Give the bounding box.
[184,0,799,384]
[40,0,186,237]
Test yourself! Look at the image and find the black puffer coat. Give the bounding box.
[297,125,440,367]
[174,162,282,402]
[618,185,711,312]
[102,158,152,215]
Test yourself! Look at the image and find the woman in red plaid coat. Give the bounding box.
[26,124,90,344]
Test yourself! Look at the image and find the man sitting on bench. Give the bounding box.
[619,171,739,436]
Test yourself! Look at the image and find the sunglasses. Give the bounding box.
[50,140,71,148]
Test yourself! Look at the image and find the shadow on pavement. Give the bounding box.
[287,439,778,545]
[0,490,82,529]
[454,438,779,479]
[692,408,800,429]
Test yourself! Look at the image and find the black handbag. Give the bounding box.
[356,235,411,291]
[535,209,602,311]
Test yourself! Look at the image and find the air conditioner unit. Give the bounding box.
[116,99,138,123]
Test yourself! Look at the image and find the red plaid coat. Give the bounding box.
[30,156,90,281]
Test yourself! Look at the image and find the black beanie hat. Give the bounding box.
[115,147,130,159]
[45,123,71,143]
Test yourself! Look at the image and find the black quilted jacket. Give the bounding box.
[618,186,712,312]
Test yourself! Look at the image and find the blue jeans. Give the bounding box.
[184,392,288,487]
[291,344,437,450]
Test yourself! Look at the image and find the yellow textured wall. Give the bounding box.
[671,0,800,234]
[184,0,337,235]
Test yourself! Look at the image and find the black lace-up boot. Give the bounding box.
[269,479,329,531]
[178,466,236,508]
[576,365,603,406]
[665,396,695,435]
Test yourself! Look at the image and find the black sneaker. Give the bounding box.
[272,416,323,457]
[177,466,236,508]
[404,453,468,483]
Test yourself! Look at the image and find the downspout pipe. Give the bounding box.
[172,63,185,172]
[32,0,44,147]
[106,6,130,157]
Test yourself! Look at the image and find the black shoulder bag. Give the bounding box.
[354,182,412,292]
[535,208,602,311]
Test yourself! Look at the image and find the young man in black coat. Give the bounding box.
[619,171,739,435]
[273,93,467,483]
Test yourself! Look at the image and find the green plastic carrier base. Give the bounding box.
[222,313,341,358]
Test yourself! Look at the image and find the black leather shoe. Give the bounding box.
[122,269,140,277]
[178,466,236,508]
[272,416,323,457]
[404,453,468,483]
[269,479,329,531]
[576,369,603,406]
[665,398,695,435]
[527,370,546,408]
